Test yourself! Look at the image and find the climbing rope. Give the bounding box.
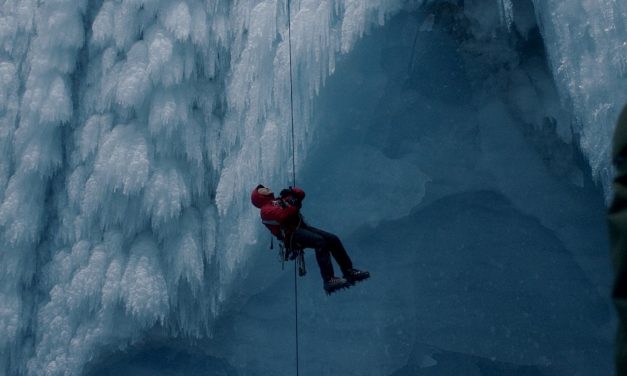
[286,0,299,375]
[287,0,297,189]
[293,251,300,376]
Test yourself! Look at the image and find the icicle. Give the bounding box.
[498,0,514,31]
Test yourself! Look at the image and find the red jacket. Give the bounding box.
[251,186,306,238]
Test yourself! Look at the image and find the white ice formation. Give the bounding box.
[0,0,624,374]
[0,0,407,374]
[532,0,627,196]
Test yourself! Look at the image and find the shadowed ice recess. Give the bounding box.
[0,0,624,375]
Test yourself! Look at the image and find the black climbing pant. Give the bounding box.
[290,224,353,281]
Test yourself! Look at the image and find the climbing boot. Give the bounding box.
[323,277,350,295]
[343,268,370,284]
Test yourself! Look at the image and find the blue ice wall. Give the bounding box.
[89,4,613,376]
[208,7,612,375]
[0,1,408,374]
[0,0,623,375]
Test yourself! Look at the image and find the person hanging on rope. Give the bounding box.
[251,184,370,294]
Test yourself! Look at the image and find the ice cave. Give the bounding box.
[0,0,626,375]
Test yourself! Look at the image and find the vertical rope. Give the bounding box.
[286,1,299,376]
[287,0,297,188]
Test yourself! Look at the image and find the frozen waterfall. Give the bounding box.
[0,0,624,375]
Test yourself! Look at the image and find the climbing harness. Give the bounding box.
[262,218,306,276]
[286,217,307,277]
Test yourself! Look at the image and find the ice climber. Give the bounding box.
[251,184,370,294]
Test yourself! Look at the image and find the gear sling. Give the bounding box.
[263,216,307,276]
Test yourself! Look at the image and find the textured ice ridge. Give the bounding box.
[531,0,627,196]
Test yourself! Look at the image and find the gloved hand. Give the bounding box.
[286,197,301,208]
[280,187,294,198]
